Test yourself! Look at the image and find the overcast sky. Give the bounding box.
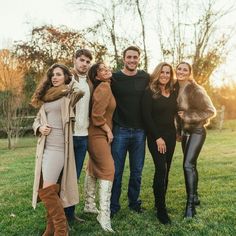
[1,0,236,85]
[0,0,85,47]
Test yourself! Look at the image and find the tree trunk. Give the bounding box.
[136,0,148,70]
[7,132,12,150]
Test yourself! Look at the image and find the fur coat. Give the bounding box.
[176,81,216,133]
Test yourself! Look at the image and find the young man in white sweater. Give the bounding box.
[64,49,93,224]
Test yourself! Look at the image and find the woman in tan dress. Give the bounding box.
[84,62,116,232]
[31,63,83,236]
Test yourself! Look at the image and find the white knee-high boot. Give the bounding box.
[97,179,114,233]
[84,173,99,214]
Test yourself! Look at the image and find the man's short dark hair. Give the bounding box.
[123,46,141,58]
[75,49,93,60]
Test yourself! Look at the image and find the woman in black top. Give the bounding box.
[142,62,177,224]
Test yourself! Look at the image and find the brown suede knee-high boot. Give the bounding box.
[38,184,68,236]
[42,211,54,236]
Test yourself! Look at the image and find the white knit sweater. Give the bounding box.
[73,75,90,136]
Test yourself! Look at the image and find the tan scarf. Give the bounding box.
[30,85,70,108]
[42,84,70,103]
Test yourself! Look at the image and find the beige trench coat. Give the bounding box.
[32,96,79,209]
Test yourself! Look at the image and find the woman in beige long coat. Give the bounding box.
[31,63,83,236]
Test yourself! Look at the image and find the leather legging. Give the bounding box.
[181,127,206,199]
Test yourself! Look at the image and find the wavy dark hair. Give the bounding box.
[31,63,72,107]
[149,62,175,99]
[88,62,104,90]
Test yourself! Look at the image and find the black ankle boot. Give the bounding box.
[184,196,196,218]
[157,207,171,225]
[194,194,200,206]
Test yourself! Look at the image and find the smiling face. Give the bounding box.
[176,63,191,82]
[96,64,112,81]
[51,67,66,87]
[158,65,171,86]
[123,50,140,72]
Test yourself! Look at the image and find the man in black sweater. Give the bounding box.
[110,46,150,217]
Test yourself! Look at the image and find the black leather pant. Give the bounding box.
[181,127,206,200]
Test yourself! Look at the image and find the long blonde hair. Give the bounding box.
[149,62,175,99]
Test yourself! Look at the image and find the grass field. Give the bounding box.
[0,120,236,236]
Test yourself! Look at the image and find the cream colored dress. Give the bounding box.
[42,98,64,183]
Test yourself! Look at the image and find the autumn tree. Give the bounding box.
[15,25,108,78]
[14,24,108,111]
[119,0,150,70]
[72,0,135,69]
[155,0,235,87]
[213,83,236,119]
[134,0,148,70]
[0,49,26,149]
[15,25,86,77]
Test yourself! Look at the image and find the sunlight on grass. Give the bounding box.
[0,121,236,235]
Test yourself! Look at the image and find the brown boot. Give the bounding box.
[42,212,54,236]
[38,184,68,236]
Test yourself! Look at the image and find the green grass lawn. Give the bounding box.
[1,120,236,236]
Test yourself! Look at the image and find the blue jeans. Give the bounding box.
[64,135,88,220]
[73,136,88,179]
[110,125,146,213]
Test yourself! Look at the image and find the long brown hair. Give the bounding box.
[176,61,194,81]
[31,63,72,107]
[88,62,104,89]
[149,62,175,99]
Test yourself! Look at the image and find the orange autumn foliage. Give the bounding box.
[0,49,25,95]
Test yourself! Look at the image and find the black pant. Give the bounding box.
[147,132,176,209]
[182,128,206,199]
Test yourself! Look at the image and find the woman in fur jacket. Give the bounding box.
[175,62,216,218]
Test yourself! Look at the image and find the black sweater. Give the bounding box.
[142,88,177,140]
[111,70,150,129]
